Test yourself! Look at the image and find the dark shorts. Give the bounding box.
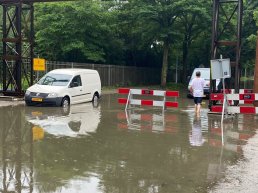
[194,97,202,104]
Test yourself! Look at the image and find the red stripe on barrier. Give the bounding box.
[118,88,130,94]
[240,107,255,114]
[141,100,153,106]
[118,98,128,104]
[211,106,223,112]
[210,93,224,100]
[243,101,253,104]
[166,91,179,97]
[141,89,154,95]
[239,94,255,101]
[165,102,178,108]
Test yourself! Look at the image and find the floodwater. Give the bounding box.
[0,92,257,193]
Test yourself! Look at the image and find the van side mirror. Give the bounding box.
[187,76,191,81]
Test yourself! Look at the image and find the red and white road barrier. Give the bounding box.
[210,91,258,114]
[118,88,179,110]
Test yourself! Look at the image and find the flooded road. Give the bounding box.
[0,93,257,193]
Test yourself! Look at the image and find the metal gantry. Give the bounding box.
[0,0,72,96]
[211,0,243,93]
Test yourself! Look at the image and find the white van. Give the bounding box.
[187,68,211,98]
[25,68,101,107]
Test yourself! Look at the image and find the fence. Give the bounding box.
[44,61,161,87]
[0,60,161,87]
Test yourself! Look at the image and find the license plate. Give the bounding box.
[31,111,43,116]
[32,98,43,102]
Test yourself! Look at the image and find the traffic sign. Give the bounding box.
[33,58,46,71]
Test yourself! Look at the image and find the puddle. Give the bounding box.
[0,93,257,192]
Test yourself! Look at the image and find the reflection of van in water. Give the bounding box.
[187,68,211,98]
[25,68,101,107]
[26,103,100,138]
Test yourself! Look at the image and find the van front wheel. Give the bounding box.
[61,97,70,108]
[92,93,99,107]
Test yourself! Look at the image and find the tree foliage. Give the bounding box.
[31,0,258,85]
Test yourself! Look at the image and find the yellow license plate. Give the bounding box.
[32,98,43,102]
[31,111,43,116]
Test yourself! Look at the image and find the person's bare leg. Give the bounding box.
[197,104,201,116]
[195,104,197,113]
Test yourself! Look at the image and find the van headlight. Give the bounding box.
[48,93,58,98]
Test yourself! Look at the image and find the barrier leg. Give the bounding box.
[125,90,131,110]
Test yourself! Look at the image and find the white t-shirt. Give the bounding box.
[191,77,205,97]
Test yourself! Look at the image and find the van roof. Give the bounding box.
[193,68,210,70]
[49,68,98,75]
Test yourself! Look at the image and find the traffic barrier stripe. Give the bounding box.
[118,88,130,94]
[118,98,178,108]
[211,106,223,113]
[211,106,258,114]
[166,91,179,97]
[118,88,179,97]
[210,93,224,100]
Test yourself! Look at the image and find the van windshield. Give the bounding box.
[192,69,210,80]
[37,73,72,86]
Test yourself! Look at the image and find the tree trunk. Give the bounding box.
[182,34,189,83]
[161,41,169,87]
[253,33,258,106]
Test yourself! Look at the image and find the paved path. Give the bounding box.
[209,131,258,193]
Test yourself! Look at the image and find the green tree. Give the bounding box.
[179,0,211,82]
[124,0,190,86]
[35,0,124,64]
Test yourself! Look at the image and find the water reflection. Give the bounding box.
[25,103,101,138]
[0,106,33,193]
[117,109,178,134]
[0,95,257,193]
[189,117,205,146]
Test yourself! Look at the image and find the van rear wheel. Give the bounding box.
[61,97,70,108]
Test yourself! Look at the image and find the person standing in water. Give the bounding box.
[190,71,205,116]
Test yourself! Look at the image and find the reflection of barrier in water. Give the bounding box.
[206,115,256,181]
[25,103,101,138]
[0,106,33,193]
[117,109,178,134]
[208,115,256,153]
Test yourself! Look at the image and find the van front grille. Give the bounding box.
[30,92,48,97]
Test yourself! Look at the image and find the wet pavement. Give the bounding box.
[0,92,257,193]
